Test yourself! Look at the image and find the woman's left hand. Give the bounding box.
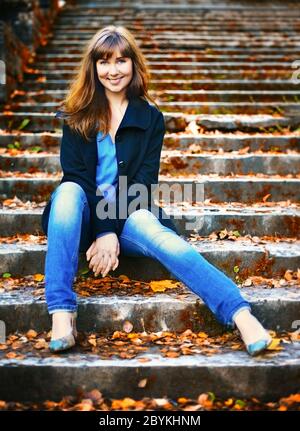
[86,233,120,277]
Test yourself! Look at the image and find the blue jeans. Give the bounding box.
[44,182,251,327]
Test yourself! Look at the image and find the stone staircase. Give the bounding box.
[0,0,299,403]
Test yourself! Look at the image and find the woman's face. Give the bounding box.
[96,48,133,96]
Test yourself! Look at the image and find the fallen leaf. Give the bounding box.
[138,378,147,388]
[149,280,180,292]
[123,320,133,333]
[33,274,44,282]
[267,338,283,351]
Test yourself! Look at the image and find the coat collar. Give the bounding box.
[55,95,152,135]
[118,96,152,131]
[56,96,152,175]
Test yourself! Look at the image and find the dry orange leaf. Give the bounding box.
[284,270,294,281]
[149,280,180,292]
[34,339,47,349]
[137,357,151,363]
[123,320,133,333]
[5,351,18,359]
[165,351,180,358]
[111,397,136,409]
[138,378,147,388]
[33,274,44,282]
[262,193,271,202]
[197,332,208,339]
[118,275,130,283]
[267,338,283,351]
[178,397,190,404]
[88,338,97,347]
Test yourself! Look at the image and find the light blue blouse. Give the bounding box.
[95,131,118,239]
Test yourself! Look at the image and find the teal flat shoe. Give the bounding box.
[49,311,78,353]
[246,337,272,356]
[49,333,75,353]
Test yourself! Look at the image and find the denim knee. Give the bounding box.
[50,182,87,223]
[51,181,85,202]
[127,208,157,223]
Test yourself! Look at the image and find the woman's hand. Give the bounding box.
[86,233,120,277]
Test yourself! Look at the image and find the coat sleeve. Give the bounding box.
[116,111,165,215]
[59,122,118,239]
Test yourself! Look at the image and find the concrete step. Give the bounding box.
[1,113,300,133]
[158,102,300,115]
[1,0,299,407]
[163,134,300,152]
[0,331,299,403]
[1,203,299,237]
[54,20,300,27]
[20,79,300,91]
[35,53,300,61]
[49,38,300,48]
[23,69,293,81]
[53,22,300,30]
[193,114,300,132]
[0,132,60,150]
[0,286,299,334]
[57,4,299,12]
[44,40,300,51]
[38,46,300,55]
[0,237,299,278]
[51,29,300,37]
[1,151,299,176]
[6,101,300,116]
[0,132,299,153]
[58,3,298,11]
[159,152,300,176]
[11,89,300,104]
[31,61,298,71]
[157,90,300,103]
[0,175,299,203]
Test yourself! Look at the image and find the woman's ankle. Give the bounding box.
[51,311,74,340]
[233,309,271,346]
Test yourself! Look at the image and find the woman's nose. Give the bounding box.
[109,63,120,74]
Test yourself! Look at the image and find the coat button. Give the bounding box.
[118,160,126,167]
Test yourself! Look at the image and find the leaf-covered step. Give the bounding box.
[159,152,300,175]
[1,132,299,153]
[0,175,299,203]
[0,285,299,334]
[21,78,300,91]
[1,151,299,176]
[23,69,294,81]
[0,202,299,237]
[1,112,299,133]
[35,52,300,62]
[6,101,300,115]
[32,61,297,71]
[0,333,298,402]
[11,89,300,104]
[0,238,299,278]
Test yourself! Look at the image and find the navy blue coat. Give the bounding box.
[41,95,179,241]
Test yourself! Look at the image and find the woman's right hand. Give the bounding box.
[86,233,120,277]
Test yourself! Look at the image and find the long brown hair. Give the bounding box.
[57,25,158,141]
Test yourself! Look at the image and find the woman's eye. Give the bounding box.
[99,59,125,64]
